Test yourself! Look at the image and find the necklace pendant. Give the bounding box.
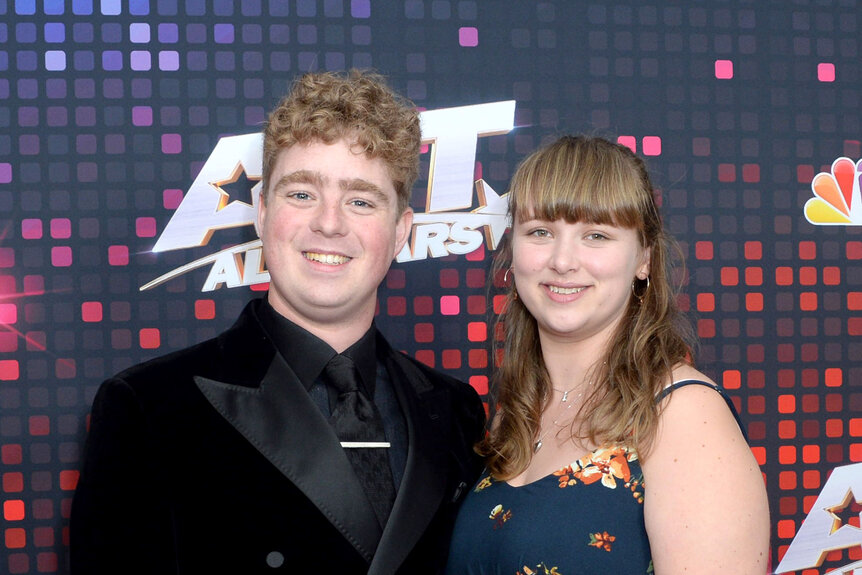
[534,440,543,453]
[561,390,570,402]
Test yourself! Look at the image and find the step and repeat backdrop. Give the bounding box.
[2,1,861,572]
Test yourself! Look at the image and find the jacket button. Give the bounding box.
[266,551,285,568]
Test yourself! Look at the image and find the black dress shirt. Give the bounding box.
[257,297,408,489]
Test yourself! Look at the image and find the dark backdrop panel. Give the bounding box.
[1,1,860,572]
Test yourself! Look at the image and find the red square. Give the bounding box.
[194,299,216,320]
[4,500,25,521]
[720,267,739,286]
[414,350,435,368]
[441,350,461,369]
[695,241,713,260]
[29,415,50,436]
[467,295,486,315]
[0,359,20,381]
[1,445,23,465]
[469,376,488,396]
[468,349,487,369]
[2,472,24,493]
[60,470,80,491]
[139,328,161,349]
[5,527,26,548]
[81,301,103,323]
[414,323,434,343]
[744,241,762,260]
[413,296,434,316]
[386,296,406,316]
[467,322,487,342]
[108,245,129,266]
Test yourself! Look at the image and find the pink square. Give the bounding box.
[136,217,157,238]
[161,134,182,154]
[51,246,73,267]
[459,27,478,47]
[818,63,835,82]
[132,106,153,126]
[617,136,636,153]
[715,60,733,79]
[163,188,184,209]
[50,218,72,239]
[642,136,662,156]
[0,303,17,324]
[440,295,461,316]
[0,360,19,381]
[21,219,43,239]
[108,245,129,266]
[0,248,14,268]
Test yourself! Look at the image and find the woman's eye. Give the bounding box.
[530,229,550,237]
[587,232,608,240]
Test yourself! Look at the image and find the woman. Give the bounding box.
[446,135,769,574]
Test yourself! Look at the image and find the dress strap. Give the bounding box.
[655,379,748,442]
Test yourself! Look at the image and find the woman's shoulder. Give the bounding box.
[652,364,745,450]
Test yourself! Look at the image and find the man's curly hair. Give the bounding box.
[262,69,421,214]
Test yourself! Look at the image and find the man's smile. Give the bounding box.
[303,251,352,265]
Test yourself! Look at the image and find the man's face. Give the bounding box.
[258,138,412,334]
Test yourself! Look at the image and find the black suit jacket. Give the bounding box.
[70,299,485,574]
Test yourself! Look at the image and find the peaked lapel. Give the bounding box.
[194,346,383,563]
[368,346,453,575]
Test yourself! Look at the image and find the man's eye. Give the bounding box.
[289,192,310,200]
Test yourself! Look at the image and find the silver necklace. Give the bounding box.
[533,381,592,453]
[553,385,578,403]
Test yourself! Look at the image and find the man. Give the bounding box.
[70,70,486,574]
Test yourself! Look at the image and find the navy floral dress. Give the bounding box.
[445,445,653,575]
[445,381,743,574]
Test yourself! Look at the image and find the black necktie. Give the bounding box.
[324,354,396,527]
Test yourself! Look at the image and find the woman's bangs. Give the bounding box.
[513,156,643,229]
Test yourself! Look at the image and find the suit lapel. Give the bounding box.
[368,348,452,575]
[195,349,382,563]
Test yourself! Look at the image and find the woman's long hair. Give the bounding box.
[477,135,694,480]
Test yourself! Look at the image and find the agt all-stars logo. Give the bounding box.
[804,157,862,225]
[775,462,862,574]
[140,101,516,292]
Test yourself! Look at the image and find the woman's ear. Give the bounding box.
[637,246,651,280]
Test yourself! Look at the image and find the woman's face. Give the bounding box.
[511,215,650,347]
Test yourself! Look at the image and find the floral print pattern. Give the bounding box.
[517,563,562,575]
[455,445,651,574]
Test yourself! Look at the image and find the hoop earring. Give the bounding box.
[632,276,650,304]
[503,267,512,284]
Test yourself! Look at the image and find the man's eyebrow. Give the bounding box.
[271,170,326,191]
[340,178,389,202]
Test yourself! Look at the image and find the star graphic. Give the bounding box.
[409,178,510,250]
[826,488,862,534]
[210,162,260,211]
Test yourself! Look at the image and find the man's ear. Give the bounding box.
[256,190,267,237]
[393,208,413,260]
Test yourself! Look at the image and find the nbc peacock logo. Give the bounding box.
[804,157,862,225]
